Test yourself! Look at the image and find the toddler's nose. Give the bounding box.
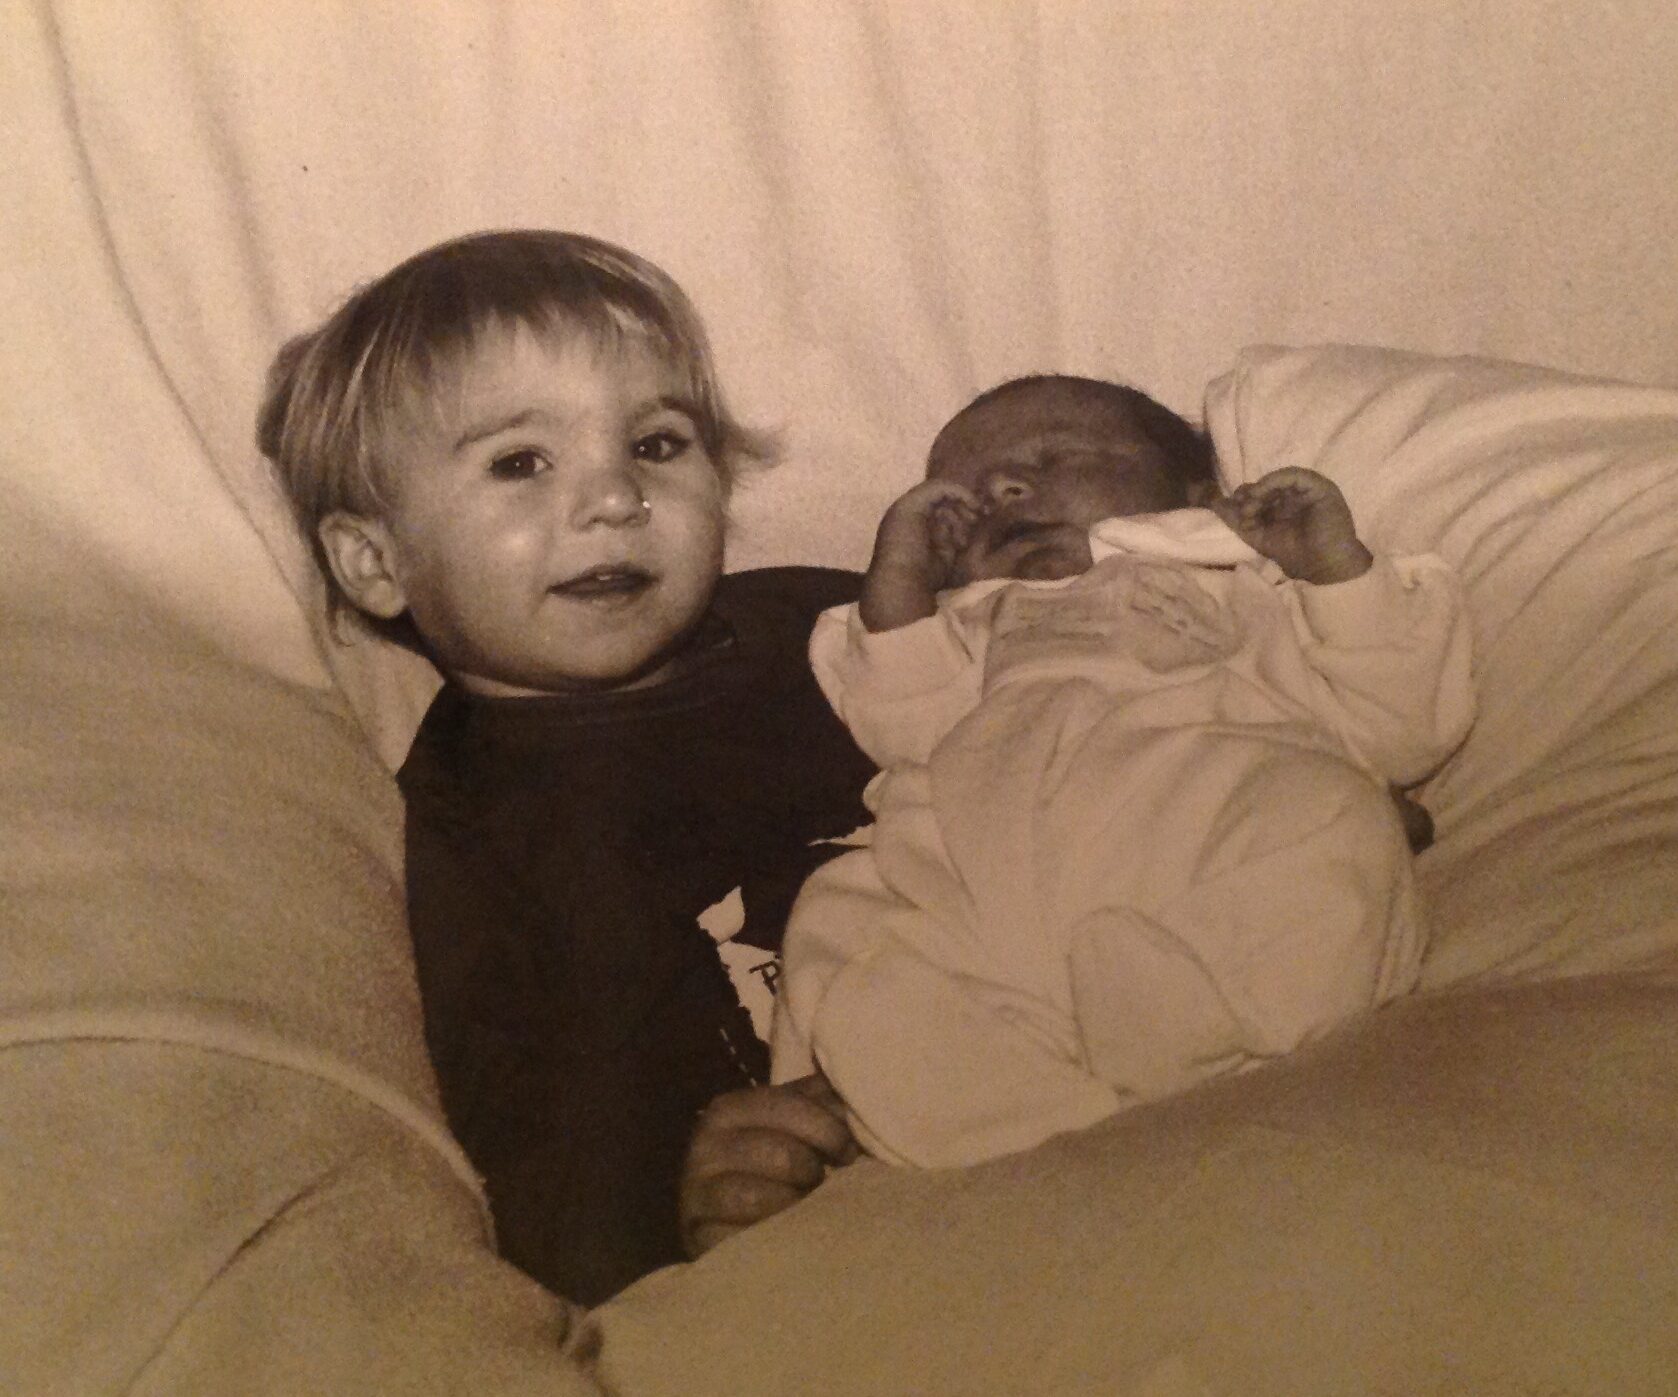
[572,464,649,528]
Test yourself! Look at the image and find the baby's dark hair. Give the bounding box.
[952,374,1217,498]
[257,229,772,629]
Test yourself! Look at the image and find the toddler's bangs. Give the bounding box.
[370,278,706,444]
[381,309,701,448]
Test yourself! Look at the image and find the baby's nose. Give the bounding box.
[981,470,1031,508]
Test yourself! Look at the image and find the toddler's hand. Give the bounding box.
[678,1073,859,1259]
[1209,467,1373,584]
[859,479,981,632]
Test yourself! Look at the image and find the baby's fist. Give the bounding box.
[1211,467,1372,584]
[860,479,981,632]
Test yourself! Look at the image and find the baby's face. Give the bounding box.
[363,322,726,696]
[929,384,1188,585]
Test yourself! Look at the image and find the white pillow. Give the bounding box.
[1204,344,1678,988]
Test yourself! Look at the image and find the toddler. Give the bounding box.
[772,374,1474,1168]
[259,230,871,1302]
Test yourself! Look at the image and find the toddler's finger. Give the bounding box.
[689,1170,805,1225]
[682,1218,740,1258]
[789,1073,862,1162]
[705,1124,829,1188]
[789,1070,855,1118]
[700,1082,854,1161]
[680,1173,805,1257]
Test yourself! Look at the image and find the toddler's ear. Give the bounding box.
[319,512,408,619]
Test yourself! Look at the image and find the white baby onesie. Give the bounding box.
[772,510,1474,1168]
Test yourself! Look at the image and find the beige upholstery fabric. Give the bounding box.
[0,543,605,1395]
[598,977,1678,1396]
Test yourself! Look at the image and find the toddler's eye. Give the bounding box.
[633,430,692,464]
[488,449,548,481]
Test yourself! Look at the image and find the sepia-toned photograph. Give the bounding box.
[4,2,1676,1392]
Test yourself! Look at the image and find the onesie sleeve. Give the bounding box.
[1290,554,1476,785]
[808,602,987,768]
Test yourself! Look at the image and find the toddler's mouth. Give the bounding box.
[550,564,654,600]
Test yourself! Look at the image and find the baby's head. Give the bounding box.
[259,229,769,696]
[929,374,1217,584]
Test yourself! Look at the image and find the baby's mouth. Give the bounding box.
[987,517,1062,552]
[955,515,1089,584]
[550,563,654,600]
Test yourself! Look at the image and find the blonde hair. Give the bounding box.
[257,229,772,617]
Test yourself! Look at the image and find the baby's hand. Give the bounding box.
[678,1073,859,1259]
[858,479,982,632]
[1210,467,1373,584]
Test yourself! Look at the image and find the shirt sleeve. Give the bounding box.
[1287,553,1476,785]
[808,602,988,769]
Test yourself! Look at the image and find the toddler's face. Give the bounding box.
[361,322,725,696]
[929,383,1189,585]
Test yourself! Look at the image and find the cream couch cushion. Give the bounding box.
[0,531,604,1394]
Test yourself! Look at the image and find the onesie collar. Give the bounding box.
[1089,508,1262,567]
